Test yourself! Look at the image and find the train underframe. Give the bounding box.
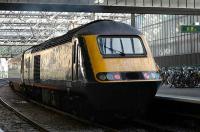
[9,79,160,117]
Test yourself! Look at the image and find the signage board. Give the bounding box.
[181,25,200,33]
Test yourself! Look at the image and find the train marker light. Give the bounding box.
[143,72,150,80]
[114,73,121,80]
[151,72,156,79]
[155,73,161,79]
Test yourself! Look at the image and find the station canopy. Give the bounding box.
[0,11,131,58]
[0,0,200,58]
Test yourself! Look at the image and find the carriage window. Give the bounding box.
[98,36,145,56]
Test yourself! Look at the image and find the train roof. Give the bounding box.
[30,20,142,53]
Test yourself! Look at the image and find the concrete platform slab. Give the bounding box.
[156,85,200,103]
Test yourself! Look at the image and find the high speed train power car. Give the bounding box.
[8,20,161,114]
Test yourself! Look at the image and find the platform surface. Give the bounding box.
[156,85,200,104]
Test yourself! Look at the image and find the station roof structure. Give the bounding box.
[0,11,131,58]
[0,0,200,14]
[0,0,200,58]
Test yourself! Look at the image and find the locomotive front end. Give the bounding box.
[83,34,162,112]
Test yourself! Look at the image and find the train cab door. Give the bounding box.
[72,39,81,87]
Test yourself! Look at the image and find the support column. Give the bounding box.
[131,13,136,27]
[92,13,95,20]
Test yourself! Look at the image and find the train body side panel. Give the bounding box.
[84,35,158,82]
[23,42,73,90]
[39,43,72,82]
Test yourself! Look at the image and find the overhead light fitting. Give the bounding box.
[94,0,104,4]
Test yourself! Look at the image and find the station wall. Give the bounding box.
[135,14,200,67]
[154,53,200,67]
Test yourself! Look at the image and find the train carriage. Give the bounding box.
[8,20,161,114]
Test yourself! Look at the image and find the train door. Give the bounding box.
[24,57,31,83]
[72,40,78,82]
[34,55,40,82]
[72,38,84,87]
[21,54,24,82]
[27,57,30,83]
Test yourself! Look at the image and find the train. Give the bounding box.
[8,20,161,115]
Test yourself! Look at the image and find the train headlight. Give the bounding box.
[106,73,114,80]
[151,72,156,79]
[151,72,160,79]
[143,72,160,80]
[155,73,161,79]
[97,73,107,81]
[97,72,121,81]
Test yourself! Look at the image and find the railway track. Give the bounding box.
[2,79,200,131]
[0,79,9,87]
[19,94,179,132]
[14,98,176,132]
[0,79,117,132]
[0,79,171,131]
[97,115,177,132]
[0,95,48,132]
[15,89,170,132]
[23,97,119,132]
[12,84,181,132]
[0,79,49,131]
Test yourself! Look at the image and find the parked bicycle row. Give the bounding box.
[160,66,200,88]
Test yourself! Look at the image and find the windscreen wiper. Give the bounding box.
[104,46,126,56]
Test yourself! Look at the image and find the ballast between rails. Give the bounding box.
[0,89,48,132]
[11,89,119,132]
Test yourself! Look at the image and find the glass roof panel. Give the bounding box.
[0,10,131,58]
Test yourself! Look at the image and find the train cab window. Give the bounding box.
[133,38,144,54]
[106,38,112,54]
[121,38,134,54]
[112,38,122,54]
[98,36,146,56]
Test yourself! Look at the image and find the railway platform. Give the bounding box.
[154,85,200,121]
[156,84,200,103]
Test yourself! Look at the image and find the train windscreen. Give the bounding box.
[97,36,145,56]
